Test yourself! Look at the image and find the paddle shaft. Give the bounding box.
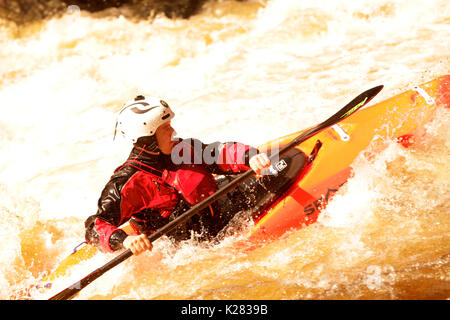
[48,85,383,300]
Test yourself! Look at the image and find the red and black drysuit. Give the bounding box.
[84,137,258,253]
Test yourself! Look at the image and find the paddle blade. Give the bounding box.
[332,85,383,122]
[282,85,383,156]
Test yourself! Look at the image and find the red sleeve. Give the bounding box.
[88,172,179,253]
[217,142,257,173]
[94,218,120,253]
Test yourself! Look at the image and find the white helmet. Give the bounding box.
[114,95,175,143]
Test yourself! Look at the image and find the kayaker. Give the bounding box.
[84,95,271,256]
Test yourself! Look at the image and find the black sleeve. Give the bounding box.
[109,229,128,251]
[84,166,136,249]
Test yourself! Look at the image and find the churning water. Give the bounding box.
[0,0,449,299]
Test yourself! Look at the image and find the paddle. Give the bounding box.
[48,85,383,300]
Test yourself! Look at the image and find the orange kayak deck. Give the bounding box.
[245,75,450,242]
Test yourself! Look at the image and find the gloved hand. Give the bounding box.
[123,234,153,256]
[249,153,271,178]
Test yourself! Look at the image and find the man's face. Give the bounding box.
[155,121,176,155]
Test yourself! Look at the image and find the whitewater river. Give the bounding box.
[0,0,449,300]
